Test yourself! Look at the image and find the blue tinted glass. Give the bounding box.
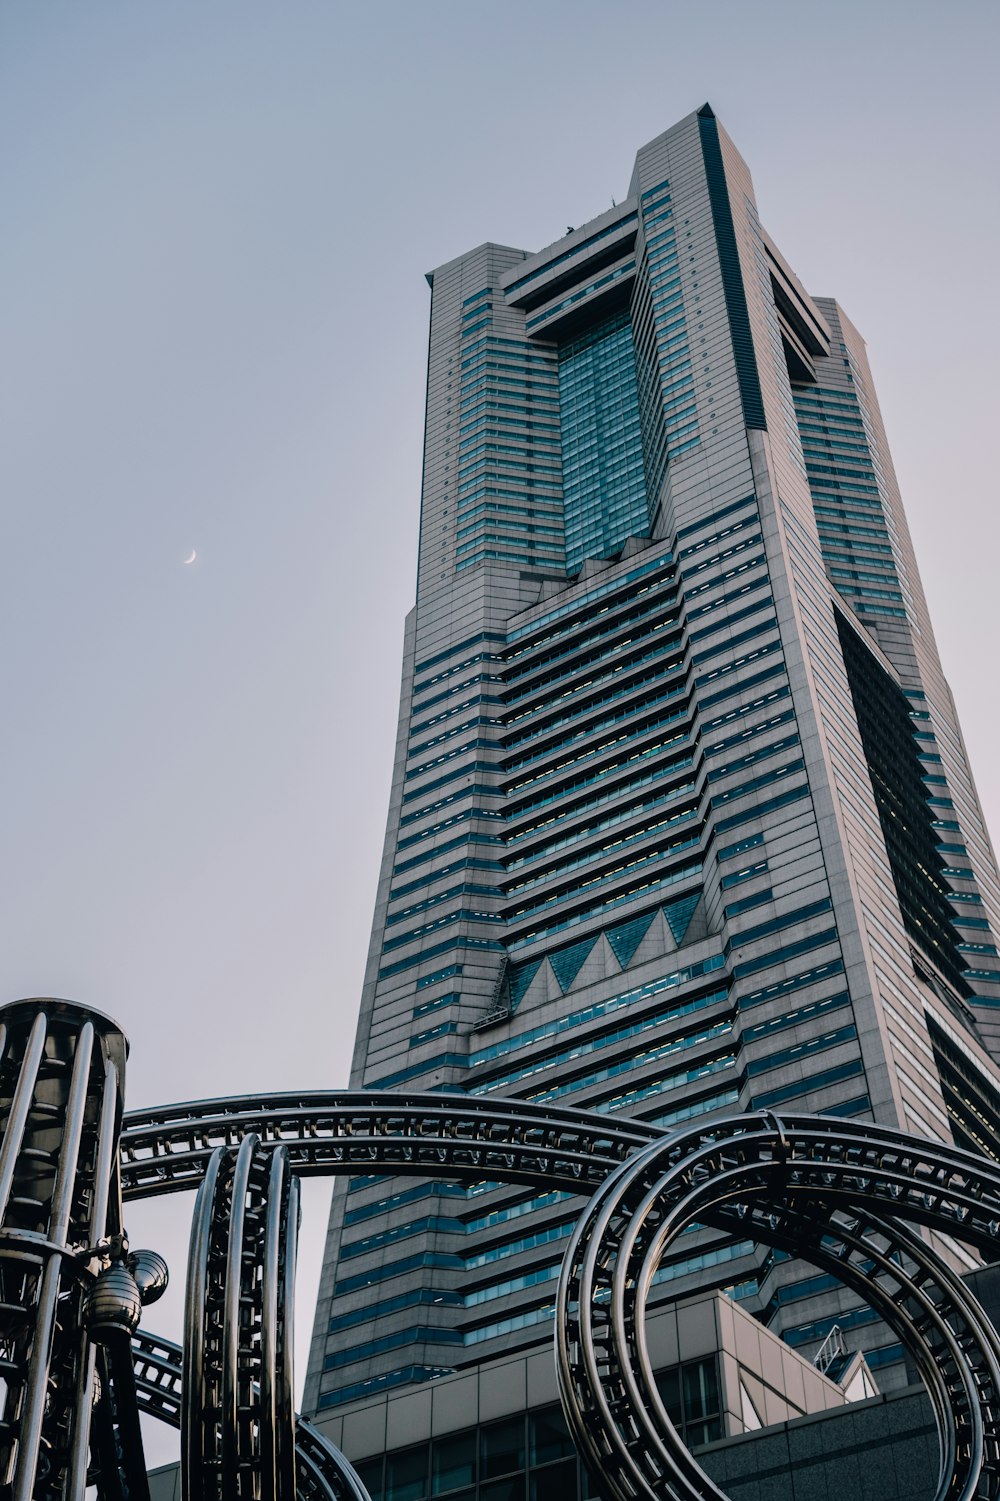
[558,309,649,571]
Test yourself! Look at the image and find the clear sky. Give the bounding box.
[2,0,998,1465]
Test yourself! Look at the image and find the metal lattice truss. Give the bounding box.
[4,1002,1000,1500]
[117,1089,662,1200]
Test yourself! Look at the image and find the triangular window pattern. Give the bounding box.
[509,959,543,1011]
[664,891,701,945]
[548,935,599,994]
[605,909,657,969]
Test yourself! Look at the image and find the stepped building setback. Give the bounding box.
[304,102,1000,1478]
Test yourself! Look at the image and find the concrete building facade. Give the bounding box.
[304,103,1000,1456]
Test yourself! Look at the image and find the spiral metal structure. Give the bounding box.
[554,1113,1000,1501]
[5,999,1000,1499]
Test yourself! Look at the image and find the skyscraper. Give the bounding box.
[305,103,1000,1438]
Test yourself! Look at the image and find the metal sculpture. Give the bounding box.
[0,999,143,1501]
[182,1135,300,1499]
[555,1113,1000,1501]
[4,998,1000,1500]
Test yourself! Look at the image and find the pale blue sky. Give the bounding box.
[2,0,998,1460]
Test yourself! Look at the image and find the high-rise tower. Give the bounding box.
[305,104,1000,1433]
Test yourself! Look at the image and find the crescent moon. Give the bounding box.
[183,549,197,565]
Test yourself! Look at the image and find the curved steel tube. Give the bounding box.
[220,1134,258,1493]
[261,1148,299,1497]
[556,1115,1000,1501]
[0,1002,129,1501]
[122,1096,1000,1500]
[182,1137,301,1500]
[119,1094,1000,1254]
[9,998,1000,1501]
[182,1146,224,1501]
[119,1090,662,1199]
[134,1332,369,1501]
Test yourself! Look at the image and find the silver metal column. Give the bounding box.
[183,1134,300,1500]
[0,998,127,1501]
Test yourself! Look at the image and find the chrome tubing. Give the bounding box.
[8,993,1000,1501]
[0,1000,128,1501]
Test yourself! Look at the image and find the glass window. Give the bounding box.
[656,1365,682,1427]
[654,1357,722,1448]
[481,1417,525,1479]
[355,1458,384,1501]
[557,308,649,572]
[385,1445,428,1501]
[683,1357,719,1424]
[529,1405,574,1467]
[481,1479,525,1501]
[529,1458,577,1501]
[432,1433,476,1495]
[581,1463,605,1500]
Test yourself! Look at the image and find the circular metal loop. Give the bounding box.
[182,1136,299,1501]
[127,1097,1000,1501]
[134,1331,369,1501]
[118,1095,1000,1262]
[11,1015,1000,1501]
[556,1114,1000,1501]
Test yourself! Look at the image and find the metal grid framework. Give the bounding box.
[3,1001,1000,1500]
